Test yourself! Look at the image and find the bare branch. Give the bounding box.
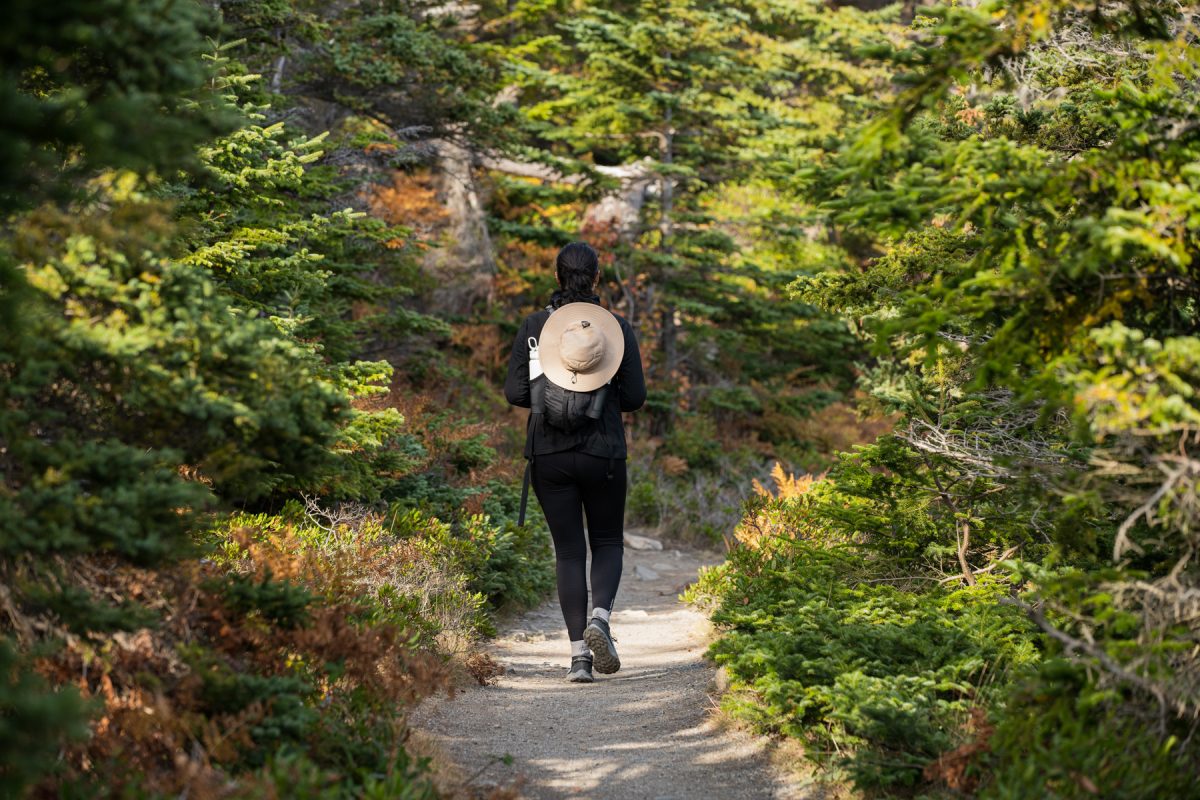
[1003,596,1180,717]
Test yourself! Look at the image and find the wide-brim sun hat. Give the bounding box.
[539,302,623,392]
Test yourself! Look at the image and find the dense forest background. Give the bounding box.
[2,0,1198,797]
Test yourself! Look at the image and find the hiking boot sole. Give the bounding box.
[584,623,621,674]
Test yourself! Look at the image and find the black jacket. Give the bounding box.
[504,305,646,460]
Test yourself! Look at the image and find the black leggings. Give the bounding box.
[530,450,626,641]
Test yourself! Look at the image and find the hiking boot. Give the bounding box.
[566,654,594,683]
[583,617,620,674]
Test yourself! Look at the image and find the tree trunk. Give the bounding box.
[660,107,674,245]
[658,108,679,427]
[425,138,496,313]
[957,519,977,586]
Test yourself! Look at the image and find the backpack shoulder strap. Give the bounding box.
[519,310,551,528]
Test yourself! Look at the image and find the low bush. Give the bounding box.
[691,528,1039,791]
[17,549,447,798]
[627,447,776,545]
[215,500,554,647]
[4,491,551,797]
[626,478,662,528]
[695,471,1200,797]
[980,660,1200,800]
[662,414,725,471]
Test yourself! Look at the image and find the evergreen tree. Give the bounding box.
[0,3,231,791]
[704,0,1200,794]
[1,8,461,793]
[818,8,1200,779]
[494,0,895,447]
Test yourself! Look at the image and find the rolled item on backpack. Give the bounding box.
[586,382,610,419]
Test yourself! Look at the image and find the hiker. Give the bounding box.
[504,241,646,683]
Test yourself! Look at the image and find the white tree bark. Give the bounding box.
[424,138,497,312]
[477,154,655,243]
[421,143,656,311]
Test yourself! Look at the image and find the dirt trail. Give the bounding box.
[413,534,818,800]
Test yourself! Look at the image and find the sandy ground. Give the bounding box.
[412,534,827,800]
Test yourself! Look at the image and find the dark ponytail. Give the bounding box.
[550,241,600,308]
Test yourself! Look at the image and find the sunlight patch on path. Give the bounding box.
[412,536,827,800]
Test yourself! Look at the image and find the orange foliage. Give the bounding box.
[464,652,505,687]
[578,216,619,253]
[659,454,689,476]
[27,533,450,798]
[793,400,897,465]
[735,463,826,551]
[366,169,449,232]
[452,323,505,377]
[923,707,995,793]
[751,461,818,500]
[495,240,557,297]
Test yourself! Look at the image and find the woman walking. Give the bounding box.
[504,241,646,683]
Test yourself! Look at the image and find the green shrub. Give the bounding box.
[469,521,556,611]
[0,641,92,797]
[697,537,1040,790]
[447,434,498,473]
[212,572,315,629]
[662,414,723,470]
[253,749,437,800]
[627,479,662,527]
[403,510,554,615]
[980,661,1200,800]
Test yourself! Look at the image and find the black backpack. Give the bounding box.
[534,376,608,432]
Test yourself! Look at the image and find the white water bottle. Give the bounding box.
[528,336,543,380]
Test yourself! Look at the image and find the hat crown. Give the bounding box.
[559,320,606,373]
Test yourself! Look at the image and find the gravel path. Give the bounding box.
[413,534,813,800]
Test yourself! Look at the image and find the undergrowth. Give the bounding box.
[6,486,551,798]
[692,538,1037,791]
[15,550,447,798]
[692,471,1200,798]
[626,401,890,545]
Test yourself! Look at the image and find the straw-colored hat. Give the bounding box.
[539,302,623,392]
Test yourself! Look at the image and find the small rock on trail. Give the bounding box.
[412,535,811,799]
[633,564,659,581]
[624,532,663,551]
